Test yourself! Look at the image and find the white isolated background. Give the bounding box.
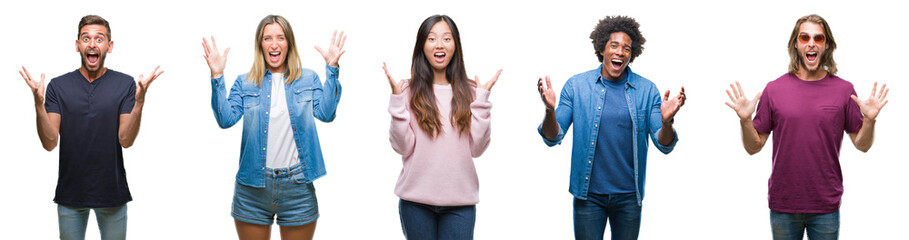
[2,0,906,239]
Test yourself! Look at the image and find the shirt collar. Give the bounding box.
[596,64,637,89]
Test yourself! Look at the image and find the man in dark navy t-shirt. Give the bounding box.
[19,15,162,240]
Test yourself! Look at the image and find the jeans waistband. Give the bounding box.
[265,163,303,178]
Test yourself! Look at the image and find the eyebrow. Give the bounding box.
[80,32,107,37]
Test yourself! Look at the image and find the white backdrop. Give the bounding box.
[2,0,906,239]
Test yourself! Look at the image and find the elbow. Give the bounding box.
[42,143,57,152]
[119,136,134,148]
[857,145,871,153]
[746,148,760,155]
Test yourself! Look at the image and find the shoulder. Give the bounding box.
[629,71,657,90]
[105,69,135,83]
[48,70,80,87]
[763,73,793,90]
[567,67,600,83]
[300,68,318,80]
[827,74,854,88]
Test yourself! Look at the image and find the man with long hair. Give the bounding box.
[725,14,889,239]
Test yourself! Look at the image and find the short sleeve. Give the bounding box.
[120,79,136,114]
[44,81,61,114]
[844,88,863,133]
[752,85,772,134]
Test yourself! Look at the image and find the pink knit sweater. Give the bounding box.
[388,83,492,206]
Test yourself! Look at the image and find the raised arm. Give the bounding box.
[311,30,347,122]
[468,70,502,157]
[384,62,415,156]
[725,81,769,155]
[538,76,559,140]
[848,82,889,152]
[20,66,60,151]
[203,36,244,128]
[118,66,163,148]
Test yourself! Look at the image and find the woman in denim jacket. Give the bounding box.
[203,15,345,240]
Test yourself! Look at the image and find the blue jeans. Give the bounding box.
[398,199,476,240]
[573,192,642,240]
[57,204,127,240]
[770,210,839,240]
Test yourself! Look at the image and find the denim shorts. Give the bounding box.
[231,164,319,226]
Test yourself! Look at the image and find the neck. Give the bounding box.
[796,68,827,81]
[432,68,449,85]
[601,65,625,82]
[79,67,107,82]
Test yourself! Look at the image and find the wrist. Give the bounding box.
[211,73,223,79]
[662,118,674,125]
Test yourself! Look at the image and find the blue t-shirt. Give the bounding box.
[589,73,635,194]
[45,69,135,208]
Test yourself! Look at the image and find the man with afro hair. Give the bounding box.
[536,16,686,240]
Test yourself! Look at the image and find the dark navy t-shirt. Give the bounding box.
[589,74,635,195]
[44,69,135,208]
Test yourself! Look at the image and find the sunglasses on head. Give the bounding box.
[798,33,826,44]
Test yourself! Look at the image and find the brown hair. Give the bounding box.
[788,14,837,75]
[248,15,303,86]
[77,15,111,40]
[409,15,474,138]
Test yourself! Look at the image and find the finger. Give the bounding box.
[735,81,745,98]
[223,48,230,59]
[338,49,347,58]
[880,87,888,101]
[474,75,481,85]
[850,95,860,105]
[19,70,28,83]
[663,90,670,101]
[202,38,210,56]
[138,74,145,86]
[382,62,394,82]
[330,30,337,46]
[24,67,35,82]
[211,36,219,53]
[40,73,45,84]
[314,46,325,56]
[545,76,553,90]
[881,100,888,109]
[679,86,685,95]
[725,102,735,109]
[726,89,736,102]
[754,92,763,103]
[339,32,347,49]
[728,83,738,98]
[486,70,501,90]
[870,82,879,97]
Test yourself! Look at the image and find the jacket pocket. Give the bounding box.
[241,91,260,108]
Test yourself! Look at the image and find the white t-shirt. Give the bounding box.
[266,73,300,169]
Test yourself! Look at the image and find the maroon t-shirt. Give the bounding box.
[753,73,863,213]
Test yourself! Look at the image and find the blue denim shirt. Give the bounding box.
[538,65,677,205]
[212,65,341,188]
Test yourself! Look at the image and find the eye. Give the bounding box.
[624,47,631,52]
[96,37,104,42]
[444,37,452,42]
[82,37,90,42]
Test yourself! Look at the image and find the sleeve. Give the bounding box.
[44,80,61,114]
[312,64,342,122]
[389,86,416,157]
[469,88,492,158]
[649,85,677,154]
[752,85,773,134]
[211,75,244,128]
[119,78,136,114]
[538,79,572,146]
[844,87,864,133]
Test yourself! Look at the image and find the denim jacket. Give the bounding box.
[212,65,341,188]
[538,66,677,205]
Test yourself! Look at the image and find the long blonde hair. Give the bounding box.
[248,15,302,86]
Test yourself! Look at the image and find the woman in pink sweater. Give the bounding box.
[381,14,501,240]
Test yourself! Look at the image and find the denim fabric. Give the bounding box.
[539,66,677,205]
[770,210,839,240]
[399,199,476,240]
[212,65,340,188]
[57,204,127,240]
[232,164,319,227]
[573,193,641,240]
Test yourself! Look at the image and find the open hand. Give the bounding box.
[850,82,889,120]
[475,69,502,91]
[382,62,405,95]
[725,81,761,120]
[661,86,686,122]
[136,65,164,104]
[537,76,556,110]
[19,66,45,104]
[315,30,347,68]
[202,36,229,79]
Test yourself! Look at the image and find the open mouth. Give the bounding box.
[806,51,818,62]
[433,52,446,63]
[610,59,624,70]
[86,52,100,65]
[268,51,281,62]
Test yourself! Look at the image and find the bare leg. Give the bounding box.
[279,220,317,240]
[235,219,272,240]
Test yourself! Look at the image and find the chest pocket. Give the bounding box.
[241,91,260,108]
[294,87,315,103]
[634,108,648,133]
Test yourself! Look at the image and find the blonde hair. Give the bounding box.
[787,14,837,75]
[248,15,302,86]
